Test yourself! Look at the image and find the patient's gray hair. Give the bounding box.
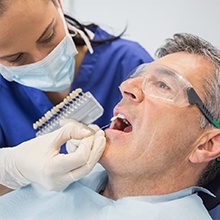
[155,33,220,187]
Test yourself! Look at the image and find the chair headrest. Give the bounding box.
[199,173,220,211]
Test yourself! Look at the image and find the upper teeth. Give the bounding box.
[118,114,126,120]
[111,114,125,121]
[111,114,130,125]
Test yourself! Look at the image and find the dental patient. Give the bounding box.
[1,33,220,220]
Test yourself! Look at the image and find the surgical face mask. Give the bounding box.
[0,9,78,92]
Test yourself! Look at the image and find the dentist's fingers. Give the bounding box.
[68,129,106,181]
[59,119,93,139]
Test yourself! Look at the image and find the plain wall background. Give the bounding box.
[61,0,220,58]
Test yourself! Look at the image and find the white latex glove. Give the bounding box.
[66,124,100,153]
[62,119,106,181]
[0,120,106,191]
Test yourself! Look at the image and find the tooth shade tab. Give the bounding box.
[110,113,126,122]
[33,88,104,136]
[110,116,118,122]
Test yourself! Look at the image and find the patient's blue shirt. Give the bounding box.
[0,165,213,220]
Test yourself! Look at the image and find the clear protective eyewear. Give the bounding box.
[128,63,220,129]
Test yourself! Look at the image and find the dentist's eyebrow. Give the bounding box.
[36,18,55,43]
[0,53,22,60]
[0,19,55,60]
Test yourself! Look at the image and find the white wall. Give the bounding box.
[61,0,220,58]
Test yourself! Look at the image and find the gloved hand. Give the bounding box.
[65,124,100,153]
[60,118,101,154]
[0,120,106,191]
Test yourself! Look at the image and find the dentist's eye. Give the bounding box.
[8,53,24,64]
[41,30,57,44]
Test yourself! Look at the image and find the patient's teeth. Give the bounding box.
[110,114,126,122]
[110,116,118,121]
[117,114,126,120]
[118,114,130,125]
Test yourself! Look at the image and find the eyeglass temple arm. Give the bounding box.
[187,88,220,161]
[187,87,220,129]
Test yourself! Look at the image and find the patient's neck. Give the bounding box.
[102,167,200,200]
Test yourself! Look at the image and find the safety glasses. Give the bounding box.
[128,63,220,129]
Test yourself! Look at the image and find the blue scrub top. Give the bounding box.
[0,27,153,152]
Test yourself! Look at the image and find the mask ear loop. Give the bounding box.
[66,23,94,54]
[57,7,94,54]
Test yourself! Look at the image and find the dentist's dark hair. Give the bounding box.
[0,0,126,47]
[64,14,127,47]
[53,0,127,46]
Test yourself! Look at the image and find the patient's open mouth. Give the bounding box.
[110,114,132,132]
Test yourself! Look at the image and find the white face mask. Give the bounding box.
[0,8,78,92]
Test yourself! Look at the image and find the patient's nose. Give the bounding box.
[119,77,144,103]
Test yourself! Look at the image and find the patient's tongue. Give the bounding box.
[123,125,132,132]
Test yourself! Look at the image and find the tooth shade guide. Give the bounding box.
[32,89,82,130]
[33,88,104,136]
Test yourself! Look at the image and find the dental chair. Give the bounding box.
[199,173,220,218]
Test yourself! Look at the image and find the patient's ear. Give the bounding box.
[189,130,220,163]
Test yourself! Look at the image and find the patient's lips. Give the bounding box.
[110,114,132,132]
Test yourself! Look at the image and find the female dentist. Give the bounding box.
[0,0,153,193]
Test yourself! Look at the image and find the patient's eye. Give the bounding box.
[155,81,171,90]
